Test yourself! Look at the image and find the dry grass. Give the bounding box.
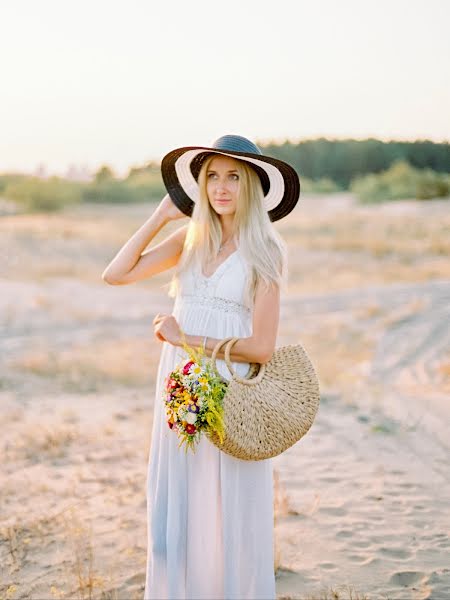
[279,207,450,258]
[0,506,122,600]
[8,336,156,392]
[0,201,178,285]
[273,468,299,574]
[275,196,450,293]
[60,507,110,600]
[0,206,146,245]
[304,586,370,600]
[3,419,81,462]
[2,196,450,291]
[297,320,376,393]
[0,508,71,581]
[276,587,370,600]
[276,574,370,600]
[435,352,450,392]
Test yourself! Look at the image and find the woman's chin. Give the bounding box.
[214,204,235,213]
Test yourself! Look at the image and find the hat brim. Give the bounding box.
[161,146,300,222]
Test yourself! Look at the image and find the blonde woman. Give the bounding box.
[102,134,301,599]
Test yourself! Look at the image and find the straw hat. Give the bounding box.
[160,134,301,222]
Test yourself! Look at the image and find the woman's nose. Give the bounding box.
[216,178,229,192]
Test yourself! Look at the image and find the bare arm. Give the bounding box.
[178,280,280,364]
[102,193,187,285]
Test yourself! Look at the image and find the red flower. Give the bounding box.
[168,421,174,429]
[183,361,194,375]
[185,424,197,435]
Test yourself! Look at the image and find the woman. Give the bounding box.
[102,134,301,599]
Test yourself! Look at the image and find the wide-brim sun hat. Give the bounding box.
[160,134,301,222]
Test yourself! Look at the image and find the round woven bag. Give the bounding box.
[206,336,320,461]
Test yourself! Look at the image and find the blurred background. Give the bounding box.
[1,1,449,599]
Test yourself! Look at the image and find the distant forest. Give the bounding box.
[260,138,450,188]
[1,137,449,212]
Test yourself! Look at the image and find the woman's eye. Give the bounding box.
[207,173,238,180]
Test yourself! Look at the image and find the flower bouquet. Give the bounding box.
[163,332,228,453]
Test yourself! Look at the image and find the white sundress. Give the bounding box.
[143,248,276,600]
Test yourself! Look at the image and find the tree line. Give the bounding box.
[1,137,449,212]
[261,137,450,188]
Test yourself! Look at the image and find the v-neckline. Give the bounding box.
[200,248,239,280]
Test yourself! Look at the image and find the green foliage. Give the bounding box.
[300,176,342,194]
[3,139,448,213]
[82,161,166,203]
[0,173,30,194]
[94,164,115,184]
[261,137,450,189]
[82,180,135,203]
[350,160,450,203]
[4,177,82,212]
[81,178,165,204]
[1,171,166,213]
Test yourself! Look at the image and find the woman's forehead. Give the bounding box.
[208,154,241,169]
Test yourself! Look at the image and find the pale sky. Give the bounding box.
[1,0,449,177]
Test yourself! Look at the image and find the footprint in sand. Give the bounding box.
[432,533,450,549]
[275,567,315,586]
[389,570,427,586]
[352,539,373,549]
[336,529,353,538]
[347,553,375,565]
[319,475,341,483]
[379,546,413,560]
[390,469,406,476]
[319,505,347,516]
[319,562,338,570]
[396,481,417,490]
[369,514,385,522]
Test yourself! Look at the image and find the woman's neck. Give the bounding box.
[219,215,235,243]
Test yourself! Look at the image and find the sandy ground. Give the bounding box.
[1,193,449,599]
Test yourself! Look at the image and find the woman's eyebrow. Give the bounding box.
[207,169,239,173]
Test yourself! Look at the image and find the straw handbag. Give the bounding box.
[206,336,320,461]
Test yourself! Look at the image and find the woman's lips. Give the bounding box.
[215,199,231,203]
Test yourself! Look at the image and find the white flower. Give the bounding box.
[177,406,187,418]
[185,412,197,424]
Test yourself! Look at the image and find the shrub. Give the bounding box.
[81,178,165,203]
[350,160,450,203]
[300,176,342,194]
[4,177,82,212]
[0,174,29,194]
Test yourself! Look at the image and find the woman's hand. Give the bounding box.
[153,313,184,346]
[156,193,187,222]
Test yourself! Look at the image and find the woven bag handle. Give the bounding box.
[211,337,236,376]
[211,337,267,384]
[224,337,266,385]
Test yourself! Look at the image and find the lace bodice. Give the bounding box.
[172,248,253,320]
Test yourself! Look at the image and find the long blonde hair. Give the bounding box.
[166,154,288,307]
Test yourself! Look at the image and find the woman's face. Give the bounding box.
[206,155,240,216]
